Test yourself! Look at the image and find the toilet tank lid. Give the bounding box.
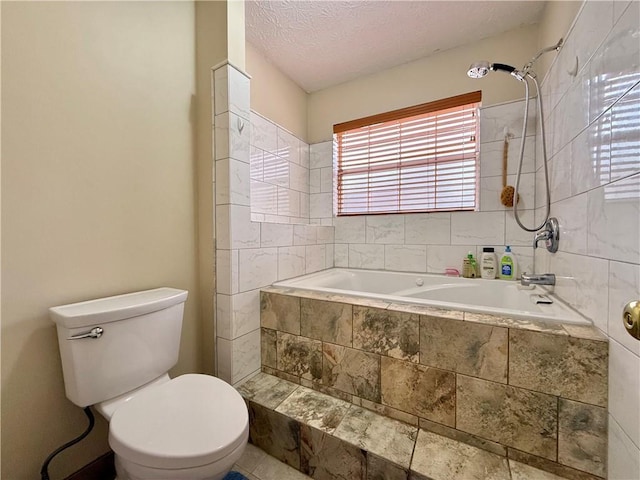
[50,288,188,329]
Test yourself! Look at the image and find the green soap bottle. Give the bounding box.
[499,246,516,280]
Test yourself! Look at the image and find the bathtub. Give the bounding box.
[272,268,590,325]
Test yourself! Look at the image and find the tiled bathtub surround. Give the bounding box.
[534,2,640,478]
[240,372,596,480]
[216,4,638,477]
[260,288,608,478]
[213,64,335,385]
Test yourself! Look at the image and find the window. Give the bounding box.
[334,91,481,216]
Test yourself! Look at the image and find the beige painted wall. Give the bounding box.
[1,2,199,478]
[246,42,308,142]
[308,24,540,143]
[227,0,246,71]
[195,0,228,376]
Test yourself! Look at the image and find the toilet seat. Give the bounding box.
[108,374,248,470]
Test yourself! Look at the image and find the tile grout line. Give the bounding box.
[506,453,514,480]
[506,327,510,385]
[556,395,561,465]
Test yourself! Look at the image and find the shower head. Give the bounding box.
[467,62,523,80]
[467,61,490,78]
[467,39,563,81]
[464,39,564,234]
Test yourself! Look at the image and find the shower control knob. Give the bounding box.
[623,301,640,340]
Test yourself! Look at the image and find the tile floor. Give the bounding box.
[233,443,311,480]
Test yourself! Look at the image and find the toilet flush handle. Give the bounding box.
[67,326,104,340]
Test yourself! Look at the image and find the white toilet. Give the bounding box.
[50,288,248,480]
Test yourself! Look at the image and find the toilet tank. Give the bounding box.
[50,288,188,407]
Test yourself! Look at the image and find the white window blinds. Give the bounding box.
[334,91,481,216]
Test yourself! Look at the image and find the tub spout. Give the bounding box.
[521,273,556,286]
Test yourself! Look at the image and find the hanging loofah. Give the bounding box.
[499,134,519,207]
[500,185,517,207]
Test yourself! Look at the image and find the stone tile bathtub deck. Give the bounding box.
[258,287,609,479]
[238,372,579,480]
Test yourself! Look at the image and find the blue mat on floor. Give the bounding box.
[224,472,248,480]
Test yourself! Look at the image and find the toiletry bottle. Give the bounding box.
[481,247,497,279]
[462,252,477,278]
[500,246,517,280]
[470,254,478,278]
[462,253,471,278]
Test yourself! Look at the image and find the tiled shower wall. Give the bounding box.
[309,141,335,226]
[213,64,334,386]
[534,2,639,479]
[315,99,538,276]
[250,112,311,224]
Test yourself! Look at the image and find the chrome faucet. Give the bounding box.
[521,273,556,286]
[533,217,559,253]
[533,229,552,249]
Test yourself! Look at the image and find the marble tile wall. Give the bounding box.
[533,2,640,478]
[309,141,335,226]
[250,111,311,224]
[213,64,335,385]
[321,99,536,276]
[260,290,609,478]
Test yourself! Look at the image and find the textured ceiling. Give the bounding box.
[246,1,546,92]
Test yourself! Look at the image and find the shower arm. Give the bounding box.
[520,39,564,77]
[513,73,551,233]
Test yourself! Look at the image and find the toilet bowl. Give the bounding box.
[50,288,249,480]
[101,374,248,480]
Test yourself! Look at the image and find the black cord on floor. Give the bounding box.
[40,406,95,480]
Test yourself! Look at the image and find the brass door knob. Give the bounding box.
[623,301,640,340]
